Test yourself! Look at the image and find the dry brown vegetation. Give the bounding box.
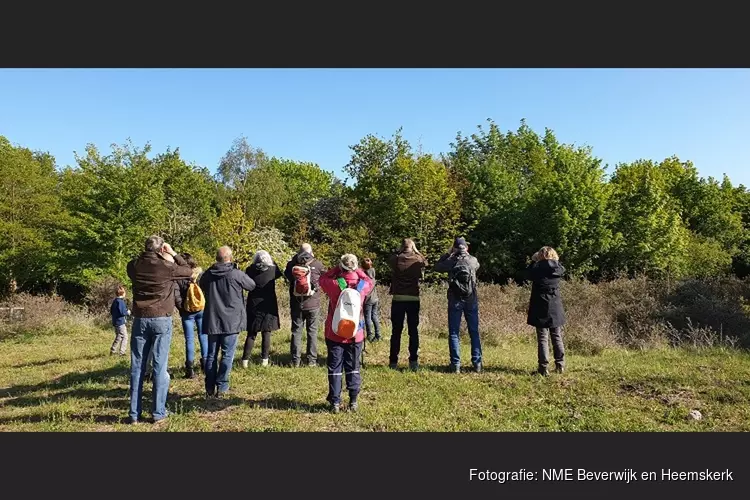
[4,276,749,355]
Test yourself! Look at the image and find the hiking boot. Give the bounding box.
[389,362,398,370]
[199,358,206,373]
[367,335,376,343]
[449,364,460,374]
[473,362,483,374]
[184,362,195,379]
[330,402,341,414]
[261,358,269,367]
[292,360,301,368]
[555,363,565,374]
[241,359,249,369]
[409,360,419,372]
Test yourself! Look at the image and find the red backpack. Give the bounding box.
[292,265,314,297]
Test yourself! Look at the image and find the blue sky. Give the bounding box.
[1,68,749,185]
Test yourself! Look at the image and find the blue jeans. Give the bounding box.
[205,333,239,396]
[130,316,173,422]
[364,302,381,340]
[448,297,482,367]
[181,311,207,364]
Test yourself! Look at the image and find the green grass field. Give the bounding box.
[1,321,750,432]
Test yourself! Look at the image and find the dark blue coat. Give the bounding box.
[199,262,256,335]
[110,297,128,327]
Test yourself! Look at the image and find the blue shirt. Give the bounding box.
[110,297,128,327]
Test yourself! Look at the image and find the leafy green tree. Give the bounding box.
[58,141,165,286]
[520,132,613,277]
[152,149,218,252]
[0,137,67,293]
[606,160,690,278]
[345,130,460,264]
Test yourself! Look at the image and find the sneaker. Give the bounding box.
[473,362,483,374]
[241,359,249,369]
[555,364,565,374]
[409,360,419,372]
[536,367,550,377]
[199,358,206,373]
[330,402,341,414]
[449,364,460,374]
[349,401,359,413]
[261,358,269,367]
[308,361,317,368]
[292,360,301,368]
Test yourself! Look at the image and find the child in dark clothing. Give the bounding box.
[110,285,131,356]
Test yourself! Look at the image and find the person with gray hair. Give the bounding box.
[435,237,482,373]
[318,254,373,413]
[199,246,257,397]
[242,250,283,367]
[126,235,193,424]
[283,243,326,367]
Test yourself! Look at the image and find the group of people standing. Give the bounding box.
[117,234,567,423]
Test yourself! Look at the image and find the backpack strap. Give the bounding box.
[336,277,348,291]
[356,279,365,293]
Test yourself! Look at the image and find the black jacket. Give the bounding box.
[199,262,256,335]
[526,259,566,328]
[284,253,326,311]
[245,262,283,332]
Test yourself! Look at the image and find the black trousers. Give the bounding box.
[243,331,271,360]
[326,338,363,405]
[390,300,420,363]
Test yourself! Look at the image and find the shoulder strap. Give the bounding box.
[336,277,348,291]
[356,279,365,293]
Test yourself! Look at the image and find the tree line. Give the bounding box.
[2,119,749,301]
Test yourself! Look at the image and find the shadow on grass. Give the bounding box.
[419,364,532,376]
[0,413,129,425]
[246,395,330,413]
[0,365,249,425]
[260,352,329,368]
[11,352,106,369]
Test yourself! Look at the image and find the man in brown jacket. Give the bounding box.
[126,235,193,424]
[388,238,427,371]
